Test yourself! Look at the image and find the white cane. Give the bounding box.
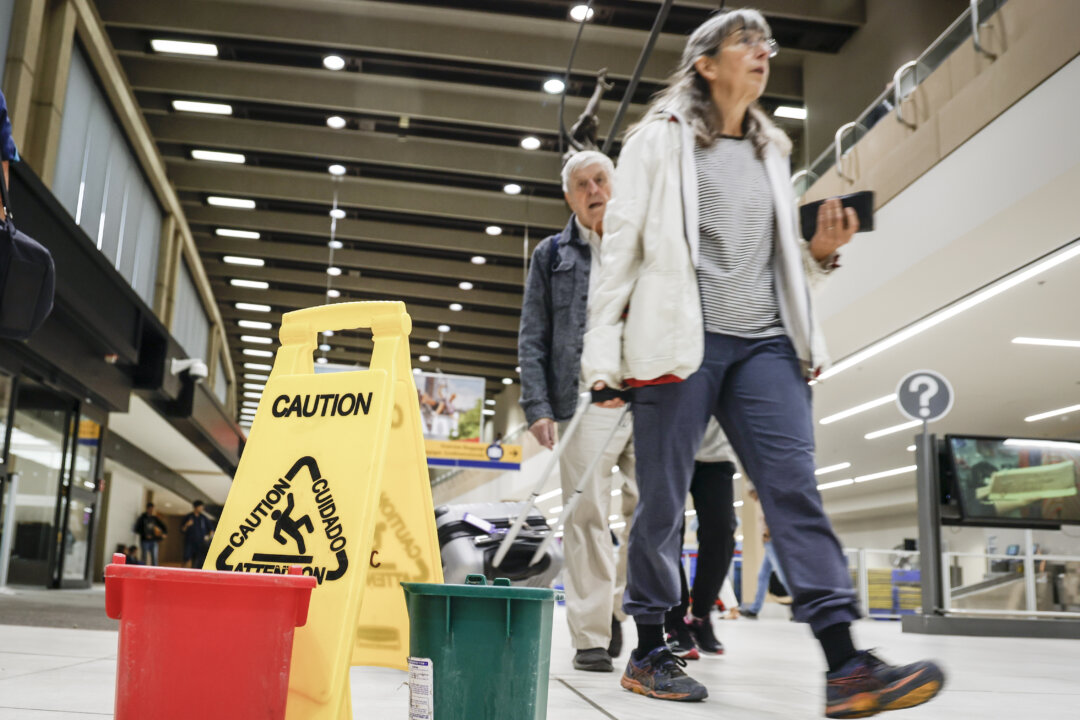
[528,402,631,567]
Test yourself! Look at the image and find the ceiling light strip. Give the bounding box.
[818,240,1080,382]
[864,420,921,439]
[819,394,897,425]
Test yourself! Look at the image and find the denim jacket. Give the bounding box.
[518,216,592,425]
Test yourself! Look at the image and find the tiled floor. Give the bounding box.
[1,603,1078,718]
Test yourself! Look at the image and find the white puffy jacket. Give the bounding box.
[581,110,833,389]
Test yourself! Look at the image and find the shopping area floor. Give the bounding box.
[0,589,1077,719]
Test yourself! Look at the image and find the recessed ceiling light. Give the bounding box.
[854,465,917,483]
[818,478,854,491]
[241,335,272,345]
[1005,438,1080,450]
[1012,337,1080,348]
[427,341,440,349]
[243,362,272,371]
[536,489,562,502]
[774,106,808,120]
[471,256,486,265]
[208,196,256,209]
[503,183,522,195]
[236,302,270,312]
[733,500,744,508]
[437,324,450,333]
[814,462,852,476]
[419,355,431,362]
[485,225,503,236]
[323,54,346,71]
[240,410,256,417]
[243,382,265,390]
[242,400,260,407]
[449,303,463,312]
[520,136,542,151]
[172,99,232,115]
[238,320,271,330]
[328,164,347,176]
[458,281,473,290]
[315,357,329,365]
[328,240,343,250]
[818,241,1080,382]
[327,289,340,298]
[819,394,897,425]
[485,399,495,406]
[192,149,245,164]
[543,78,565,94]
[326,267,342,276]
[230,279,268,289]
[230,279,269,289]
[151,39,218,57]
[242,391,263,399]
[413,367,421,374]
[319,343,331,352]
[864,420,921,440]
[502,378,513,385]
[907,445,916,452]
[1024,403,1080,423]
[326,115,347,129]
[482,409,496,417]
[323,330,334,337]
[515,366,521,373]
[216,228,260,239]
[569,5,595,22]
[222,255,264,266]
[244,373,268,381]
[330,208,346,219]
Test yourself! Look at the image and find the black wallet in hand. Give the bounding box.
[799,190,875,240]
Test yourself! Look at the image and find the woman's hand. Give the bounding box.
[809,197,859,262]
[592,381,625,408]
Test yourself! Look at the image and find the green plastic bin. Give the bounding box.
[401,574,557,720]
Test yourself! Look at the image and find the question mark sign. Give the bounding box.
[908,376,940,418]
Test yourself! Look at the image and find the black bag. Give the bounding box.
[0,168,54,340]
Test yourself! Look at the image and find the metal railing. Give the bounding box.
[794,0,1008,197]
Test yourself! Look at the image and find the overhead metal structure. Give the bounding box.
[92,0,862,416]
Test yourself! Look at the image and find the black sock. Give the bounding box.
[815,622,858,673]
[634,622,665,660]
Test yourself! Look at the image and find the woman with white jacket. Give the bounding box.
[584,9,944,716]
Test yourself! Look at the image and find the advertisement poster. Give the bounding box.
[416,371,486,441]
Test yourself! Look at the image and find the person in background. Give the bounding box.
[133,502,167,566]
[122,544,144,566]
[0,88,19,221]
[740,486,789,618]
[666,419,739,659]
[181,500,214,569]
[583,9,945,714]
[519,150,639,672]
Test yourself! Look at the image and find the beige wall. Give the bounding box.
[803,0,969,161]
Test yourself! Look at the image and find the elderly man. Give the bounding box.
[519,150,638,673]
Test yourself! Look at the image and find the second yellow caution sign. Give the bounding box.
[205,301,442,720]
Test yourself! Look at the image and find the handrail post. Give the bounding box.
[834,122,860,182]
[893,60,919,129]
[970,0,998,60]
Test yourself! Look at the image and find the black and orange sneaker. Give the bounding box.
[620,647,708,702]
[686,615,724,655]
[825,650,945,718]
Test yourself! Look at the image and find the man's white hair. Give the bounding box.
[561,150,615,193]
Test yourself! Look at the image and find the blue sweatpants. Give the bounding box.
[626,333,859,633]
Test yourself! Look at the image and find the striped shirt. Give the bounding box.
[694,137,784,338]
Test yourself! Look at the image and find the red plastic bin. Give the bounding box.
[105,554,316,720]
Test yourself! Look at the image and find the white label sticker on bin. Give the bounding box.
[408,656,434,719]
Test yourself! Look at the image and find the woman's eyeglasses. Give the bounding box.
[724,31,779,58]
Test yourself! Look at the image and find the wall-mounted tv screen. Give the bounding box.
[945,435,1080,528]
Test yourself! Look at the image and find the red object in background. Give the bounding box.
[105,553,316,720]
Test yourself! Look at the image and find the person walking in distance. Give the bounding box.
[181,500,214,569]
[584,9,945,714]
[133,502,167,566]
[519,150,639,673]
[271,493,314,555]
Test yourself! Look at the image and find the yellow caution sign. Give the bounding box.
[205,301,442,720]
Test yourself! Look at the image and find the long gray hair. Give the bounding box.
[632,9,791,158]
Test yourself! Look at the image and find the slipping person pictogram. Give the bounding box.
[271,492,315,554]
